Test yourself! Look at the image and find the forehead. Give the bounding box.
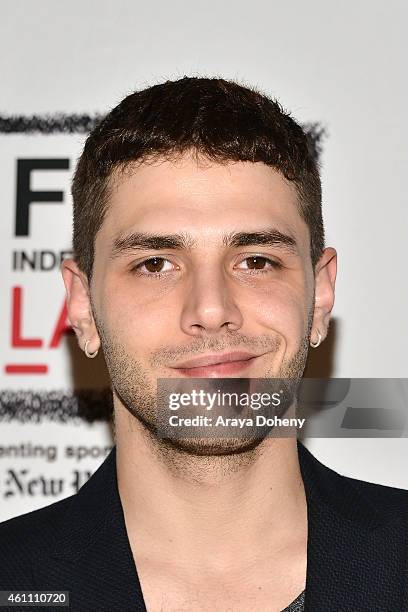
[99,155,308,247]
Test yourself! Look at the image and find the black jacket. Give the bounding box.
[0,441,407,611]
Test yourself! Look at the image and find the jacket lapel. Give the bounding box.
[34,448,147,611]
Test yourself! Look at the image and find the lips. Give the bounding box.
[170,351,262,377]
[173,351,259,369]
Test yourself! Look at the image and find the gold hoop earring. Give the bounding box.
[310,330,322,348]
[84,339,99,359]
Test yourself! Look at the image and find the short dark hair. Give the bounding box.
[72,76,325,279]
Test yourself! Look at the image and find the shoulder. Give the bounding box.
[0,449,116,590]
[0,495,75,589]
[343,471,408,517]
[0,493,76,549]
[298,441,408,524]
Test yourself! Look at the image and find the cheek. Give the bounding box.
[97,278,175,349]
[245,279,310,342]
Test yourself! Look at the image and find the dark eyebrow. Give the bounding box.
[223,229,298,253]
[111,232,195,258]
[111,228,298,258]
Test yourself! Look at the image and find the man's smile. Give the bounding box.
[169,350,267,377]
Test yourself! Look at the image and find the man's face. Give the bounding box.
[64,153,336,454]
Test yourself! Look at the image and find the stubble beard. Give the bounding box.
[95,313,313,466]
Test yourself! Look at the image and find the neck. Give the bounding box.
[115,404,307,572]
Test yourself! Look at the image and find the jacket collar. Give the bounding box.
[44,442,405,611]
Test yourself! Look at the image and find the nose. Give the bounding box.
[180,265,243,336]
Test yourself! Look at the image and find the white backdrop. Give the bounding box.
[0,0,407,521]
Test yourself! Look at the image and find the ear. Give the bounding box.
[310,247,337,346]
[61,259,101,355]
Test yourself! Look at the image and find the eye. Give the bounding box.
[133,257,176,277]
[236,256,282,272]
